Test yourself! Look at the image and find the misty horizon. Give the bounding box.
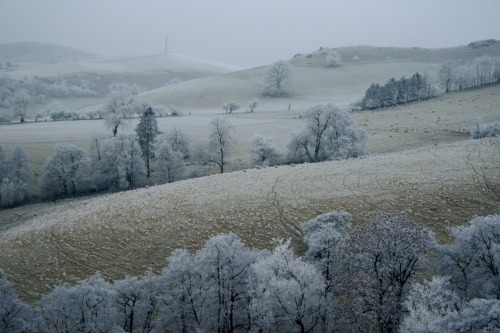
[1,0,500,68]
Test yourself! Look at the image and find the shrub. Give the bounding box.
[471,121,500,139]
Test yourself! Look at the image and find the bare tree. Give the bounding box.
[199,118,235,174]
[11,91,30,123]
[438,62,456,92]
[104,83,141,137]
[248,98,258,112]
[222,101,240,114]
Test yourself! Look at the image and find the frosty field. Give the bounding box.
[1,46,500,303]
[1,136,498,301]
[1,83,499,174]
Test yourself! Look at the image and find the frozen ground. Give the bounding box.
[0,137,498,301]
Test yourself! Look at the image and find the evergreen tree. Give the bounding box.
[135,106,159,178]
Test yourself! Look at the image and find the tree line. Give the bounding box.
[1,212,499,333]
[360,55,500,110]
[0,75,97,109]
[0,102,368,208]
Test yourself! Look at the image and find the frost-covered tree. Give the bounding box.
[248,134,281,166]
[0,269,43,333]
[163,127,191,160]
[11,90,30,123]
[99,134,147,190]
[39,273,120,333]
[429,298,500,332]
[399,276,463,333]
[325,50,342,67]
[422,71,443,99]
[158,249,204,332]
[0,145,32,207]
[222,101,240,114]
[250,241,325,333]
[155,140,185,184]
[343,212,436,333]
[39,145,92,200]
[248,98,258,112]
[196,233,259,332]
[104,83,141,137]
[473,55,500,86]
[0,145,7,179]
[113,270,162,333]
[435,214,500,299]
[287,103,367,163]
[135,106,159,178]
[199,118,235,174]
[400,276,500,333]
[438,62,456,92]
[262,60,292,97]
[302,211,351,281]
[301,211,352,332]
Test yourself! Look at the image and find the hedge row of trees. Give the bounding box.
[360,55,500,110]
[439,55,500,92]
[360,72,436,109]
[1,102,368,207]
[1,212,499,332]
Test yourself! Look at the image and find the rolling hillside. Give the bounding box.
[1,41,499,302]
[0,136,498,302]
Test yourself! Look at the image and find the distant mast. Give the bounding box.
[164,36,168,54]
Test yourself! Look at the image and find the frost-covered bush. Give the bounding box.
[325,50,342,67]
[248,134,281,166]
[471,121,500,139]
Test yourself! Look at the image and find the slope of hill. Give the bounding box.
[0,136,498,301]
[290,42,500,66]
[143,62,441,110]
[0,42,99,64]
[4,52,238,95]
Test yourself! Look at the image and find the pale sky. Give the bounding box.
[1,0,499,68]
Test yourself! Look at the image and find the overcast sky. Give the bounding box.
[1,0,499,68]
